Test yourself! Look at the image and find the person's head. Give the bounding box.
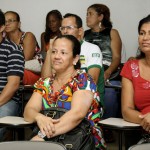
[46,10,62,33]
[86,4,112,29]
[4,11,21,33]
[137,14,150,59]
[0,10,5,33]
[51,34,81,71]
[44,10,62,43]
[60,13,83,40]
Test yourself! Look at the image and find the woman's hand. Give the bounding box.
[139,113,150,132]
[31,135,45,141]
[104,70,111,81]
[35,113,60,138]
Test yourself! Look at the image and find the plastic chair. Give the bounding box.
[0,141,67,150]
[20,84,34,114]
[128,143,150,150]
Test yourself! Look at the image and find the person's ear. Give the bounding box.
[78,27,84,39]
[0,25,5,33]
[18,21,21,30]
[73,55,80,65]
[98,14,104,22]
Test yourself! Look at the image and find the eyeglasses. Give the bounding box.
[59,25,78,31]
[5,19,17,24]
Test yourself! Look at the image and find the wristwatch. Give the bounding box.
[38,131,46,139]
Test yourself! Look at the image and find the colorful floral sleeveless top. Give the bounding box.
[34,69,106,149]
[19,32,43,65]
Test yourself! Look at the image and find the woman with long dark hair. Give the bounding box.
[41,10,62,52]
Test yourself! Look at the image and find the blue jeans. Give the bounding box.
[103,80,121,119]
[0,100,20,141]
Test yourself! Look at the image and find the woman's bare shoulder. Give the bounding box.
[24,32,36,40]
[110,28,121,40]
[110,28,120,35]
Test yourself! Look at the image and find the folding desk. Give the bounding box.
[99,118,142,150]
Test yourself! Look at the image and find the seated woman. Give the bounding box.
[41,10,62,52]
[85,3,122,118]
[23,35,106,149]
[121,14,150,149]
[4,11,43,85]
[84,3,122,142]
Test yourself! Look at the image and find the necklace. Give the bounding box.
[55,70,76,87]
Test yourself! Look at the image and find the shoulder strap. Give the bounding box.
[19,32,26,45]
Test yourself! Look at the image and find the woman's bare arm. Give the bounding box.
[27,90,93,139]
[41,32,46,52]
[121,77,142,124]
[105,29,122,80]
[41,49,52,77]
[23,32,37,60]
[51,90,93,137]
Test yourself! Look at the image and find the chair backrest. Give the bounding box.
[0,141,67,150]
[128,143,150,150]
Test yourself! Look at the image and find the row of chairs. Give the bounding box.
[0,116,149,149]
[0,141,67,150]
[0,141,149,150]
[0,85,149,149]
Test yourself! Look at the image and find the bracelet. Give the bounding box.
[38,131,46,139]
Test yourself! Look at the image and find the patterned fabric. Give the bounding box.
[19,32,43,65]
[84,28,112,66]
[120,59,150,114]
[0,38,24,103]
[84,28,121,120]
[34,69,106,149]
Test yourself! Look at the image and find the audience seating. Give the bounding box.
[128,143,150,150]
[99,117,142,150]
[0,141,67,150]
[20,84,34,114]
[0,116,34,140]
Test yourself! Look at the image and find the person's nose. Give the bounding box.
[62,28,68,35]
[143,33,150,40]
[54,52,61,59]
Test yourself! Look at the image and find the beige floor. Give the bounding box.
[106,131,125,150]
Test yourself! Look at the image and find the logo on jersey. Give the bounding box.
[80,55,85,64]
[92,53,100,57]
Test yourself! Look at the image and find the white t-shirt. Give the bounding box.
[80,40,105,103]
[80,40,103,70]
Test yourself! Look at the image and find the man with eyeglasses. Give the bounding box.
[0,10,24,141]
[42,13,104,104]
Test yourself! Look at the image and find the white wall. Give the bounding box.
[0,0,149,60]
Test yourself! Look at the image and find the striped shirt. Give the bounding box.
[0,38,24,103]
